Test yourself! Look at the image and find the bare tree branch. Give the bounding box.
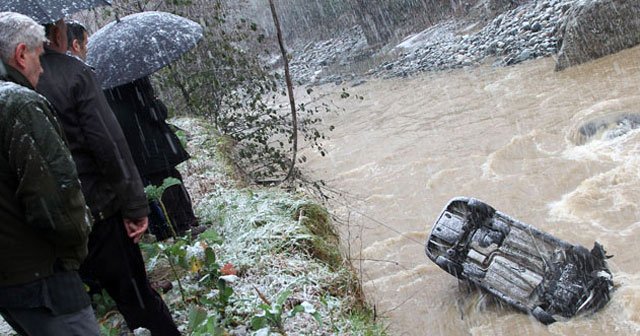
[268,0,298,184]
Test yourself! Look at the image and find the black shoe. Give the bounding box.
[189,225,207,238]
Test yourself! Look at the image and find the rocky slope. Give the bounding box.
[286,0,605,85]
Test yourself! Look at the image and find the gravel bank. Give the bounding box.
[289,0,576,85]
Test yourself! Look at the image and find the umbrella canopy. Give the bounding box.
[86,11,203,89]
[0,0,111,24]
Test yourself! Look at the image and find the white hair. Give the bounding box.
[0,12,47,63]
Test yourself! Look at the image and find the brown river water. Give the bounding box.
[301,45,640,335]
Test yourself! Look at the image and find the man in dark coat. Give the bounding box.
[35,19,179,335]
[0,12,99,335]
[105,76,199,240]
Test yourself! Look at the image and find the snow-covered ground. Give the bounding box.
[170,118,369,334]
[0,319,13,335]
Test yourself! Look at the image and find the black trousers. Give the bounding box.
[145,168,198,240]
[0,305,99,336]
[79,214,180,335]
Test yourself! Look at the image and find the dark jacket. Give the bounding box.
[36,48,148,220]
[0,63,91,286]
[104,77,189,176]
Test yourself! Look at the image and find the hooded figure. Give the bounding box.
[105,76,199,240]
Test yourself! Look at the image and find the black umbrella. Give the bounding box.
[0,0,111,24]
[86,11,203,89]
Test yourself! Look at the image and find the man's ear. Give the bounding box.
[72,39,80,52]
[12,43,29,70]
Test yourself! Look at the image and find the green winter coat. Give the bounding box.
[0,63,92,286]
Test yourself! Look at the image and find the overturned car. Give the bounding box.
[425,197,613,324]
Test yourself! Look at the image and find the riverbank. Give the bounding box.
[95,117,385,335]
[0,118,383,336]
[288,0,575,86]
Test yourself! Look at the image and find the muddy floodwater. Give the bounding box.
[301,46,640,335]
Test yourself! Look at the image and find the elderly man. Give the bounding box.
[36,19,180,335]
[0,12,99,335]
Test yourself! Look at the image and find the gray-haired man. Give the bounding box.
[0,12,100,335]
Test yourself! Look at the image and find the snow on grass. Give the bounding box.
[146,117,382,335]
